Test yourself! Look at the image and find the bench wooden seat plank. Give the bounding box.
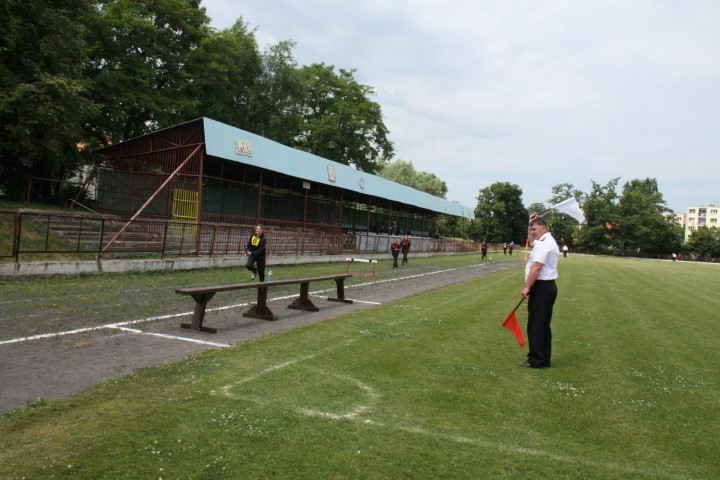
[176,274,353,332]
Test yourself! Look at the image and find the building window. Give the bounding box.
[711,209,718,215]
[689,209,696,214]
[711,218,718,224]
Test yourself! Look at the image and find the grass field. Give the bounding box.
[1,255,718,479]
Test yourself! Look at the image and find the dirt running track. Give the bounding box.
[0,259,522,414]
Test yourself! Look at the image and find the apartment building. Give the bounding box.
[684,205,720,241]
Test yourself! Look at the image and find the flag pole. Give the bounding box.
[511,297,524,312]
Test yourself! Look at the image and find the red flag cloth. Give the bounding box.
[502,310,525,347]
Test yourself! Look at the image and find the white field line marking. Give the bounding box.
[212,340,359,396]
[214,353,378,422]
[306,262,509,299]
[342,298,382,305]
[298,405,370,421]
[388,423,689,480]
[0,262,516,346]
[221,379,690,480]
[213,353,321,397]
[113,326,229,348]
[0,325,113,345]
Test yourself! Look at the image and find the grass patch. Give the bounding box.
[1,256,718,479]
[0,253,499,340]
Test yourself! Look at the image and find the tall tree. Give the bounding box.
[84,0,210,144]
[186,19,263,131]
[295,63,393,173]
[617,178,682,255]
[251,40,305,144]
[473,182,527,243]
[577,178,621,254]
[0,0,97,200]
[378,159,447,197]
[685,226,720,260]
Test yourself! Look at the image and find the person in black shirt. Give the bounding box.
[400,235,411,265]
[245,225,267,281]
[391,239,401,269]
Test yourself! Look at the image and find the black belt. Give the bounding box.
[535,279,556,283]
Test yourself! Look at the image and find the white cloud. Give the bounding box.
[201,0,720,210]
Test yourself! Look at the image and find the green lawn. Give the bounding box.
[1,255,718,479]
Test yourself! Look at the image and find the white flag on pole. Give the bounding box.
[550,197,585,223]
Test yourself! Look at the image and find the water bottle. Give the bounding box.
[267,268,273,282]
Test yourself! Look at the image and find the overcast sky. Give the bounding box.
[201,0,720,213]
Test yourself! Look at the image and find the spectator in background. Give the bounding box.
[401,235,412,265]
[245,225,267,281]
[391,239,401,269]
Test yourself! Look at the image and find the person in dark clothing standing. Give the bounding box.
[519,214,559,368]
[481,241,488,259]
[245,225,267,281]
[400,235,411,265]
[390,239,400,269]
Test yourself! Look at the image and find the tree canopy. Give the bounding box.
[377,160,447,198]
[472,182,528,243]
[1,1,394,200]
[0,0,97,199]
[294,64,393,173]
[685,227,720,259]
[574,177,683,256]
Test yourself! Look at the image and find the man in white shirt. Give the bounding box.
[519,213,559,368]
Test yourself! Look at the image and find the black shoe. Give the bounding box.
[517,361,543,368]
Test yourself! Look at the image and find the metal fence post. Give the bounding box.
[96,218,105,261]
[14,212,22,262]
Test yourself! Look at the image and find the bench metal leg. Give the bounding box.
[181,292,218,333]
[243,286,278,321]
[327,277,353,304]
[288,282,320,312]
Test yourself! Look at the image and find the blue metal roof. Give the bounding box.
[202,118,474,219]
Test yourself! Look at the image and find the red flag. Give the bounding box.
[502,305,525,348]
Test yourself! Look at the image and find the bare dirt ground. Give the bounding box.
[0,257,523,414]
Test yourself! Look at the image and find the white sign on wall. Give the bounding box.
[234,139,252,157]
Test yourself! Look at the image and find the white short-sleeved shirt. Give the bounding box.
[525,232,559,281]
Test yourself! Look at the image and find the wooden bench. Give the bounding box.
[175,274,353,333]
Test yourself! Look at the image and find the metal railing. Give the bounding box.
[0,210,480,262]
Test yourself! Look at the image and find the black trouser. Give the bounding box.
[527,279,557,367]
[392,252,399,268]
[246,255,265,281]
[402,251,409,264]
[481,248,487,259]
